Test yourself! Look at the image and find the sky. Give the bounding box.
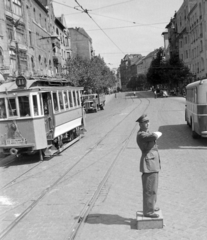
[53,0,184,69]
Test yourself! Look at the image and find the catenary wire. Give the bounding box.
[74,0,125,54]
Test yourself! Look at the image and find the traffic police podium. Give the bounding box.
[136,210,164,230]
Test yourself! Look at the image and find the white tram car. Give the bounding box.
[0,76,85,159]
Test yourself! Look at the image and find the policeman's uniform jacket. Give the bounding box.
[136,130,161,173]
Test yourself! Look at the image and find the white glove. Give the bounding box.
[154,131,162,138]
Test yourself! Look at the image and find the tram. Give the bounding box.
[0,76,85,159]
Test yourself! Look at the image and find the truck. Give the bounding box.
[82,93,106,113]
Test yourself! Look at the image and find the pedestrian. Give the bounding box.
[133,91,136,97]
[154,90,157,98]
[136,114,162,218]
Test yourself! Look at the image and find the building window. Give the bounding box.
[7,28,14,41]
[31,56,35,71]
[29,31,32,46]
[33,8,36,21]
[5,0,12,11]
[200,40,203,52]
[13,0,22,16]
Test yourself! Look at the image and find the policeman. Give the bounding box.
[136,114,162,218]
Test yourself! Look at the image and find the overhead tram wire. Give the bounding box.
[91,0,136,11]
[87,22,167,31]
[52,0,82,12]
[89,12,137,24]
[55,0,135,15]
[74,0,125,55]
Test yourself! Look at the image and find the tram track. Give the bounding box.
[68,96,151,240]
[0,95,143,191]
[0,95,151,240]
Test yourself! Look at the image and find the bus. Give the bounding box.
[185,79,207,138]
[0,76,85,159]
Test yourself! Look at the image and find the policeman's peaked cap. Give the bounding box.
[136,114,149,123]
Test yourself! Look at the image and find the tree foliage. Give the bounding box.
[127,74,147,90]
[65,55,116,93]
[147,47,193,88]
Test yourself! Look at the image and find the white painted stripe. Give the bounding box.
[54,118,82,138]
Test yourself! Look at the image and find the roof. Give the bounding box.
[134,56,145,65]
[143,49,158,60]
[0,77,82,93]
[69,27,92,42]
[186,79,207,89]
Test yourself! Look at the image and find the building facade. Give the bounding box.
[164,0,207,81]
[119,54,142,90]
[0,0,73,80]
[69,27,93,60]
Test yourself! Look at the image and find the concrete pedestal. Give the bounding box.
[136,210,163,230]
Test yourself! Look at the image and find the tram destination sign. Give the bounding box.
[16,75,27,89]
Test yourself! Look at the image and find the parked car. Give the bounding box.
[157,90,169,98]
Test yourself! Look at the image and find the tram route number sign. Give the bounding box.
[16,76,27,89]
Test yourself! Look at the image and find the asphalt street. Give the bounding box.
[0,91,207,240]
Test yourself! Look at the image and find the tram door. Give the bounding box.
[41,92,54,140]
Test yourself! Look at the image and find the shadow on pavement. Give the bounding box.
[157,124,207,150]
[0,152,41,168]
[83,213,137,230]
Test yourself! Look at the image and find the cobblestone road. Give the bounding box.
[77,92,207,240]
[0,92,207,240]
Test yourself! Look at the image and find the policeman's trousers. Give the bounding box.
[142,172,158,215]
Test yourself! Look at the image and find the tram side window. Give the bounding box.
[0,98,6,119]
[73,91,77,107]
[53,92,59,112]
[64,91,69,109]
[18,96,31,117]
[68,91,73,108]
[76,91,80,106]
[32,95,39,116]
[58,92,64,110]
[8,98,17,117]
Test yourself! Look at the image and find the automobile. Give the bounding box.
[157,90,169,98]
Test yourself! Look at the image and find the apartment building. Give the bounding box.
[119,54,142,89]
[165,0,207,81]
[2,0,28,77]
[0,0,72,79]
[69,27,93,60]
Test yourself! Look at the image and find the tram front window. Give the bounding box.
[18,96,30,117]
[0,98,6,119]
[58,92,64,110]
[53,92,59,112]
[73,91,77,106]
[32,95,39,116]
[8,98,17,117]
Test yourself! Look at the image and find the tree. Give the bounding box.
[65,55,116,93]
[127,74,147,90]
[147,48,193,88]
